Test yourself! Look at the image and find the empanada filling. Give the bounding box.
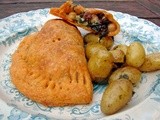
[68,5,115,38]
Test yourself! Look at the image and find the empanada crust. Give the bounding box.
[10,19,93,106]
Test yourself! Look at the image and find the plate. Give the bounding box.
[0,8,160,120]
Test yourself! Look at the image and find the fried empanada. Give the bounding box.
[50,0,120,37]
[10,19,93,106]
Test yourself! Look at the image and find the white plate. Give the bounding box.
[0,8,160,120]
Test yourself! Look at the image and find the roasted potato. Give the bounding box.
[100,79,133,115]
[85,43,107,59]
[113,44,128,55]
[109,66,141,86]
[126,42,146,67]
[104,36,114,50]
[88,50,113,82]
[84,33,100,43]
[84,33,114,49]
[139,52,160,72]
[110,49,125,63]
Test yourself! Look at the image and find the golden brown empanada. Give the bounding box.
[10,19,93,106]
[50,0,120,37]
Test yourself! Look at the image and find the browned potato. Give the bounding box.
[100,79,133,115]
[84,33,100,43]
[85,43,107,59]
[88,50,113,82]
[126,42,146,67]
[113,44,128,55]
[139,52,160,72]
[104,36,114,50]
[84,33,114,49]
[109,66,141,86]
[110,49,125,63]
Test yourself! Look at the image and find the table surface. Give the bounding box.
[0,0,160,27]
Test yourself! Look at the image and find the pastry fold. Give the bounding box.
[50,0,120,37]
[10,19,93,106]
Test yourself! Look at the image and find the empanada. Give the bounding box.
[50,0,120,38]
[10,19,93,106]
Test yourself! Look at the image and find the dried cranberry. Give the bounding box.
[97,13,104,19]
[101,18,110,25]
[83,12,92,21]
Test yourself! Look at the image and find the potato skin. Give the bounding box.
[85,43,107,59]
[110,49,125,63]
[100,79,133,115]
[84,33,114,49]
[88,50,113,82]
[109,66,141,86]
[84,33,99,43]
[113,44,128,55]
[139,53,160,72]
[126,42,146,68]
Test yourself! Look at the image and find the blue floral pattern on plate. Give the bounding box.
[0,8,160,120]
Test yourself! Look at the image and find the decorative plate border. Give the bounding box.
[0,8,160,120]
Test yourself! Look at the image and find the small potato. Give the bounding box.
[139,53,160,72]
[126,42,146,68]
[110,49,125,63]
[84,33,99,43]
[109,66,141,86]
[84,33,114,49]
[113,44,128,55]
[100,79,133,115]
[88,50,113,82]
[104,36,114,50]
[85,43,107,59]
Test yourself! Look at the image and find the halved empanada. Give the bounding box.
[50,0,120,37]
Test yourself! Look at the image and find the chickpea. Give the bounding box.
[68,12,77,20]
[108,23,116,32]
[73,5,84,14]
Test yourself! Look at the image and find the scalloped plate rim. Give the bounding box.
[0,8,160,120]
